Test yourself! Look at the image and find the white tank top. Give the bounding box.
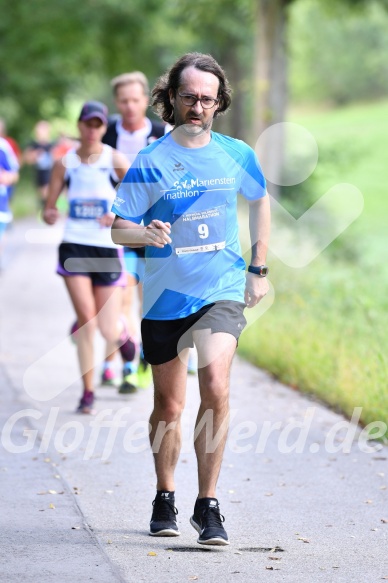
[62,144,118,248]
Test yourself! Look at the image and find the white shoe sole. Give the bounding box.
[190,516,229,546]
[149,528,180,537]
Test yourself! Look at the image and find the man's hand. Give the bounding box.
[42,208,59,225]
[145,219,172,248]
[244,272,269,308]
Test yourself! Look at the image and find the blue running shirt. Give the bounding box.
[0,137,19,224]
[112,132,266,320]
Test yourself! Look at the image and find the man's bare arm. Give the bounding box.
[245,193,271,307]
[111,216,172,248]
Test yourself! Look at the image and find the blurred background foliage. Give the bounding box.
[1,0,388,142]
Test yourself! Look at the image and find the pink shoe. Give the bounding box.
[101,367,116,386]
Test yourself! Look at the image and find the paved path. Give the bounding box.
[0,218,387,582]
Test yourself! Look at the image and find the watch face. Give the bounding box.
[248,265,269,276]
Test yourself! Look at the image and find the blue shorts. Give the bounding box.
[124,247,146,283]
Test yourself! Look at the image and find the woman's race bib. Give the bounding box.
[69,198,108,220]
[172,205,226,255]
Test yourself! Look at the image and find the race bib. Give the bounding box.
[69,199,108,220]
[172,205,226,255]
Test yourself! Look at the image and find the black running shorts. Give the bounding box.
[141,300,247,365]
[57,242,126,286]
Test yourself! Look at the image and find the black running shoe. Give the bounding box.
[149,492,180,536]
[118,372,138,394]
[190,497,229,546]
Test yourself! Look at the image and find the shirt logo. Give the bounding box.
[173,162,185,172]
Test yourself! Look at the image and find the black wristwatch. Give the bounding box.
[247,265,269,277]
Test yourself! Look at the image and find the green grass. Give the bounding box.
[10,167,68,219]
[11,168,39,219]
[239,99,388,434]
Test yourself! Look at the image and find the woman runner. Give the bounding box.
[43,101,134,413]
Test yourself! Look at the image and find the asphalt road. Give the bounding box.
[0,217,387,582]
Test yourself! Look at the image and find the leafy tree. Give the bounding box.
[290,0,388,104]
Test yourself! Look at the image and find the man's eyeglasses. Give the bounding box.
[178,93,219,109]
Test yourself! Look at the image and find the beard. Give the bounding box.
[173,111,213,136]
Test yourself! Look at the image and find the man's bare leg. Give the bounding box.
[193,331,236,498]
[149,351,189,491]
[148,352,189,537]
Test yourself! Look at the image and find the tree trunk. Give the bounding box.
[214,47,246,140]
[253,0,291,196]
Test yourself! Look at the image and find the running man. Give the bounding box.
[101,71,167,393]
[43,101,135,414]
[111,54,270,545]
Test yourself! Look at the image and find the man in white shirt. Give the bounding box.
[102,72,168,393]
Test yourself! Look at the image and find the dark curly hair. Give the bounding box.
[151,52,232,125]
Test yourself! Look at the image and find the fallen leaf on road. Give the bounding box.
[189,577,198,580]
[234,551,243,555]
[297,537,310,543]
[268,557,281,560]
[49,503,55,509]
[266,566,274,570]
[365,500,373,504]
[44,458,51,463]
[107,540,112,544]
[148,551,157,556]
[71,526,81,530]
[381,519,388,524]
